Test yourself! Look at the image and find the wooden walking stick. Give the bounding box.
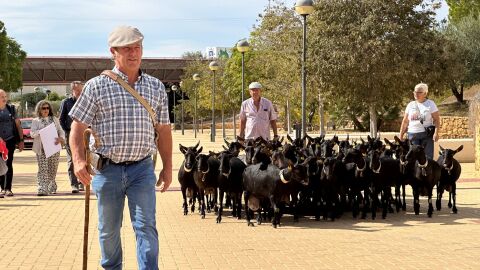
[82,128,100,270]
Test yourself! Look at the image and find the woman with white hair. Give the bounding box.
[30,100,65,196]
[399,83,440,159]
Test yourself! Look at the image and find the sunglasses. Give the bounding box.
[41,107,50,110]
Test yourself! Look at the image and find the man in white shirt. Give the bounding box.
[239,82,278,140]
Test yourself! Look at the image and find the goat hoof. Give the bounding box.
[216,216,222,223]
[452,207,458,214]
[448,202,452,208]
[402,205,406,211]
[183,210,188,216]
[247,222,254,227]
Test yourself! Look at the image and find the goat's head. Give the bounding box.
[179,142,202,172]
[218,150,238,177]
[196,153,211,174]
[439,145,463,170]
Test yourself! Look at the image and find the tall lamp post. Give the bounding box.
[179,81,185,135]
[209,61,219,142]
[171,85,178,132]
[192,73,201,138]
[236,39,250,139]
[295,0,314,137]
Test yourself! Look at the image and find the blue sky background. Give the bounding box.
[0,0,449,57]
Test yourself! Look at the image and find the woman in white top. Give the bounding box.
[399,83,440,159]
[30,100,65,196]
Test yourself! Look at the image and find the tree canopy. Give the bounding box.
[446,0,480,23]
[0,21,27,92]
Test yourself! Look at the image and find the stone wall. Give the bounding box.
[380,116,472,139]
[439,116,472,139]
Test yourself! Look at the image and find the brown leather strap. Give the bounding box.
[101,70,158,127]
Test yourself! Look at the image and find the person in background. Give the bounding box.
[30,100,65,196]
[399,83,440,159]
[0,89,24,197]
[59,81,84,193]
[69,25,172,270]
[239,82,278,140]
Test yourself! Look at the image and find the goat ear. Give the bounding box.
[455,145,463,154]
[360,137,365,144]
[439,145,445,152]
[193,141,200,149]
[439,150,443,156]
[197,146,203,154]
[384,138,392,146]
[222,145,228,151]
[179,144,187,154]
[394,135,402,143]
[287,134,293,142]
[224,138,230,146]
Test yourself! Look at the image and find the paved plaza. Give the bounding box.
[0,130,479,269]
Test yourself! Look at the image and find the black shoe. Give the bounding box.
[71,185,79,193]
[37,193,47,196]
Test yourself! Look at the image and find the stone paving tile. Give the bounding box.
[0,131,479,269]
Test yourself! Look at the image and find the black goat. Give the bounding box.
[216,150,247,223]
[193,153,220,219]
[178,143,202,215]
[437,145,463,213]
[405,143,442,217]
[243,158,310,228]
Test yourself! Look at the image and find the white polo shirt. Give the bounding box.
[240,97,277,140]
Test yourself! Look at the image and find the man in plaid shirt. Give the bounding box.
[69,26,172,270]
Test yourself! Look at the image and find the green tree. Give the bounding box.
[446,0,480,23]
[308,0,442,136]
[441,14,480,103]
[0,21,27,92]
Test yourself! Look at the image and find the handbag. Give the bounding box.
[425,125,436,138]
[0,158,7,176]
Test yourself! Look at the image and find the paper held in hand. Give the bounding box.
[39,123,62,158]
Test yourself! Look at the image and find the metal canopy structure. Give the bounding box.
[23,56,191,85]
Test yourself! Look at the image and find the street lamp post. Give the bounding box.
[295,0,314,137]
[171,85,178,132]
[209,61,219,142]
[180,81,185,135]
[193,73,201,138]
[236,39,250,139]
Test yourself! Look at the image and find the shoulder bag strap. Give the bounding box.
[101,70,158,127]
[101,70,159,168]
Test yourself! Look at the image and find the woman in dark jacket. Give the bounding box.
[0,89,24,197]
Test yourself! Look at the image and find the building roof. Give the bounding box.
[23,56,192,85]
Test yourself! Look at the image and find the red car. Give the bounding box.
[19,118,33,149]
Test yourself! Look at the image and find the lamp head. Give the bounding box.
[295,0,314,15]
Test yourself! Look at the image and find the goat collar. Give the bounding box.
[356,159,366,172]
[444,162,454,175]
[417,159,428,168]
[370,160,382,174]
[279,169,290,184]
[184,165,193,173]
[200,168,209,182]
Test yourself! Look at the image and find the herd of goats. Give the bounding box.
[177,134,463,228]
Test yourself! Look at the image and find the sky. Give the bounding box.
[0,0,449,58]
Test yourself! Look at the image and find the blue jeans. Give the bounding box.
[92,158,158,270]
[408,131,434,159]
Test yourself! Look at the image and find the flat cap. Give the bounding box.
[108,26,144,47]
[249,82,262,89]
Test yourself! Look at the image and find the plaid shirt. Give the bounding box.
[69,67,170,163]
